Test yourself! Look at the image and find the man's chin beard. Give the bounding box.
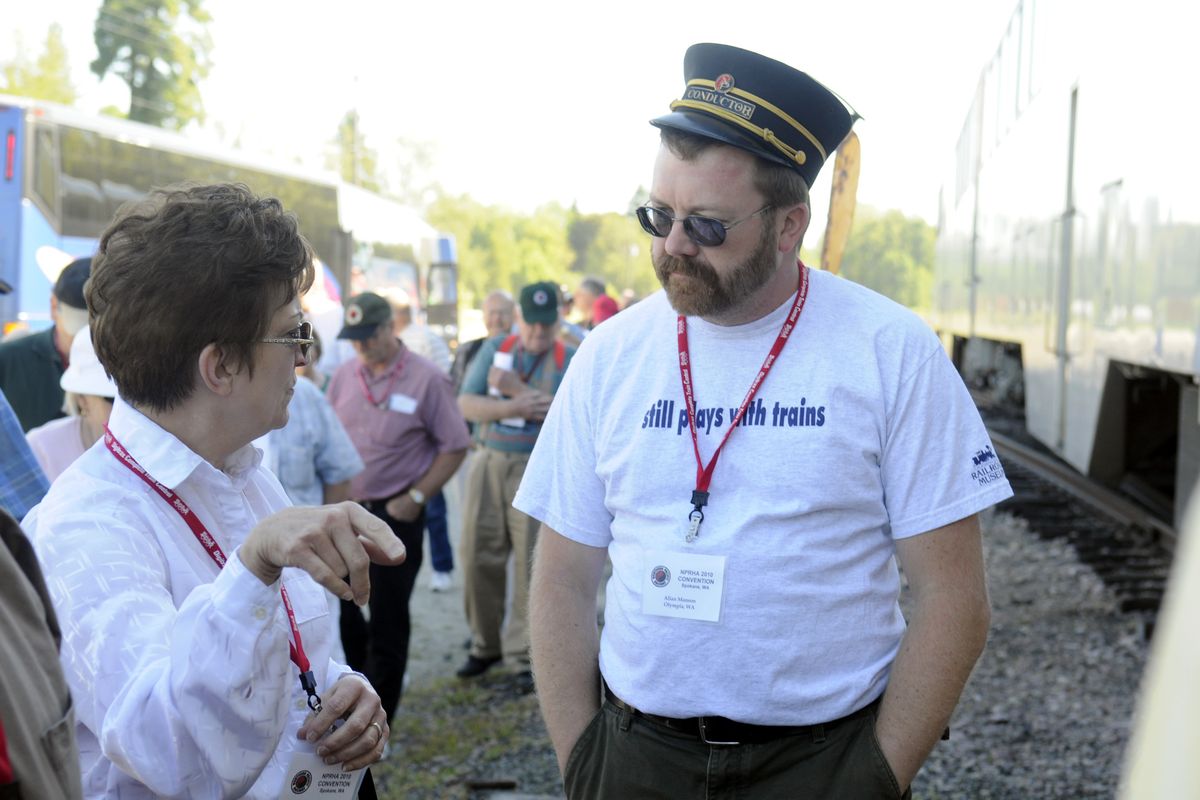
[660,270,729,318]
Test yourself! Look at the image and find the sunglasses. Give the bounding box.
[635,204,773,247]
[261,321,315,360]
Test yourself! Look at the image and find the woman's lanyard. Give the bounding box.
[676,263,810,542]
[357,354,404,410]
[103,427,324,712]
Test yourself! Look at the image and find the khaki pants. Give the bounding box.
[460,447,539,662]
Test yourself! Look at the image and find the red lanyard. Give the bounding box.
[103,427,324,711]
[676,262,810,542]
[357,352,404,409]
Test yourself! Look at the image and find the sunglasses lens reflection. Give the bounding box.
[685,218,725,247]
[636,207,725,247]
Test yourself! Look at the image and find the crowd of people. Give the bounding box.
[0,39,1184,800]
[0,181,627,798]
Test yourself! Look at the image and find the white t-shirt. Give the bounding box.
[25,399,356,799]
[514,268,1013,725]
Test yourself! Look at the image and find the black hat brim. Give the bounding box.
[650,110,801,175]
[337,325,377,341]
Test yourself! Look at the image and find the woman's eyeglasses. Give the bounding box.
[261,321,315,359]
[635,204,772,247]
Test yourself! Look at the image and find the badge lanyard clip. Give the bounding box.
[686,490,708,543]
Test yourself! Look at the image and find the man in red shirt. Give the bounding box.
[327,292,470,723]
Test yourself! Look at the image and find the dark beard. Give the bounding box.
[653,216,778,319]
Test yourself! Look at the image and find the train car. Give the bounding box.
[933,0,1200,533]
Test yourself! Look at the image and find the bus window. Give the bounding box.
[59,126,109,237]
[428,263,457,305]
[31,124,59,224]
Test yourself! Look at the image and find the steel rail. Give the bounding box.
[988,429,1178,549]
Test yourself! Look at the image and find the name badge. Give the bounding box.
[279,749,366,798]
[641,549,726,622]
[388,393,418,414]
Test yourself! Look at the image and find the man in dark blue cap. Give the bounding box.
[0,258,92,431]
[516,44,1011,797]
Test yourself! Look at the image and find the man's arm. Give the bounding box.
[459,391,552,423]
[529,524,608,774]
[383,449,466,522]
[322,479,352,505]
[875,514,990,790]
[459,364,552,423]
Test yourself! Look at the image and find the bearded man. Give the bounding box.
[515,44,1013,798]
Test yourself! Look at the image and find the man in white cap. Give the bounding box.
[0,258,92,431]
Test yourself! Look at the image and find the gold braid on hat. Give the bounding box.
[670,79,831,168]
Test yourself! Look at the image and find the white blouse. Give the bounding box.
[25,399,355,799]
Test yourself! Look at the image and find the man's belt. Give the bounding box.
[602,682,878,746]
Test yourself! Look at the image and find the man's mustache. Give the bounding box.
[656,256,713,280]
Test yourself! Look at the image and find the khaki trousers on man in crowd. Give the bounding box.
[460,447,539,664]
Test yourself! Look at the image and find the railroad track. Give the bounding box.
[972,393,1175,634]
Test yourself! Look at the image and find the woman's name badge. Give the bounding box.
[641,550,727,622]
[279,749,366,798]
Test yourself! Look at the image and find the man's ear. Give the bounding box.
[778,203,811,254]
[49,294,60,321]
[197,342,238,397]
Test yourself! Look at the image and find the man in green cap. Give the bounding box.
[456,281,575,685]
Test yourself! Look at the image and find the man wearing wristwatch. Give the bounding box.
[327,292,470,724]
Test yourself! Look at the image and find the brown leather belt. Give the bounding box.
[602,682,878,746]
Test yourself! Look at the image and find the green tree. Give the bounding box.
[1,25,77,104]
[326,109,382,192]
[837,209,936,309]
[567,208,659,299]
[427,194,573,309]
[383,136,440,208]
[91,0,212,129]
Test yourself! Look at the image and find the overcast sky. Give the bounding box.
[13,0,1029,231]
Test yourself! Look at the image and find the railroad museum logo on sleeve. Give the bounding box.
[971,445,1005,486]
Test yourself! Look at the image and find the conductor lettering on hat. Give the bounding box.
[515,43,1009,800]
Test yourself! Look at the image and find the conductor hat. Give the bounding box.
[651,43,857,187]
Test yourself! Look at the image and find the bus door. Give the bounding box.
[423,235,458,348]
[0,104,24,331]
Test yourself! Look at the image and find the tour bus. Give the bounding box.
[0,94,457,342]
